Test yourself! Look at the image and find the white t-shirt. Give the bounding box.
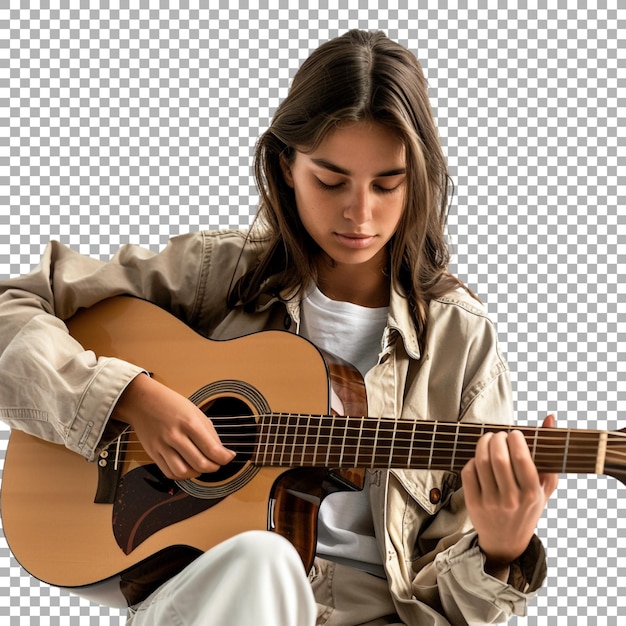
[300,285,388,577]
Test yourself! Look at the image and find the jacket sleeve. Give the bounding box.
[0,232,215,461]
[430,300,548,622]
[433,531,546,624]
[382,294,548,624]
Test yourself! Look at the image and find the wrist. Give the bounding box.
[111,372,151,426]
[477,540,520,582]
[481,551,511,582]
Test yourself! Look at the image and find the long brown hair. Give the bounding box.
[231,30,469,350]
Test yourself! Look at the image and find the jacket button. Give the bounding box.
[429,488,442,504]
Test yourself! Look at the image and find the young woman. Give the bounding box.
[0,30,557,625]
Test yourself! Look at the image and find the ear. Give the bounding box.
[279,154,294,188]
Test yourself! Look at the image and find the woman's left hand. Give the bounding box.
[461,414,559,580]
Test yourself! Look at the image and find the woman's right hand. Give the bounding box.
[111,374,236,480]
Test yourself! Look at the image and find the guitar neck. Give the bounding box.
[253,414,617,477]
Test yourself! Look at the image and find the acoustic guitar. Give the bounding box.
[1,296,624,607]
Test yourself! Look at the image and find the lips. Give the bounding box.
[334,233,376,248]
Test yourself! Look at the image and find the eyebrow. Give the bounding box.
[311,158,407,178]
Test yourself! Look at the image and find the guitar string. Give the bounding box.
[105,446,625,471]
[113,417,626,435]
[112,413,626,436]
[110,418,626,447]
[104,418,626,468]
[100,446,622,474]
[108,440,622,458]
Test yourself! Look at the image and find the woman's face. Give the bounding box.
[282,120,407,273]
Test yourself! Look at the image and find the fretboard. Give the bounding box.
[252,413,614,476]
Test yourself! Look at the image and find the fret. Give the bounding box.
[287,414,297,467]
[408,421,416,468]
[325,418,334,467]
[450,422,459,472]
[351,416,366,466]
[273,414,283,465]
[280,414,289,465]
[338,417,348,466]
[277,414,285,466]
[354,415,364,466]
[427,422,438,469]
[371,419,381,468]
[531,427,538,462]
[388,419,398,468]
[280,414,287,466]
[299,415,308,465]
[561,429,570,474]
[263,415,278,464]
[258,414,269,465]
[596,432,608,474]
[312,414,321,466]
[303,413,312,465]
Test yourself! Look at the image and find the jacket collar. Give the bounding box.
[279,280,421,361]
[386,280,421,360]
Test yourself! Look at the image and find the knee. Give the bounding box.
[172,531,305,592]
[228,530,302,568]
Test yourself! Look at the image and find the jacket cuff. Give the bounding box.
[435,531,547,620]
[66,357,145,461]
[507,534,547,593]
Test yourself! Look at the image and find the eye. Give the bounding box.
[374,185,398,195]
[374,182,404,195]
[315,177,344,191]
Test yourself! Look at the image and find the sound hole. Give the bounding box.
[195,396,258,483]
[177,381,268,498]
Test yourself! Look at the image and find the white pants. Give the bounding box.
[126,530,401,626]
[126,530,317,626]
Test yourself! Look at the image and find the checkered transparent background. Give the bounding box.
[1,2,624,624]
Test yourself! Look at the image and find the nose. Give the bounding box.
[343,187,372,224]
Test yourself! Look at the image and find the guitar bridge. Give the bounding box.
[94,430,128,504]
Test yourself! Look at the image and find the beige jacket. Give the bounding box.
[0,230,546,624]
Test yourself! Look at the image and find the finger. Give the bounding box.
[488,431,521,494]
[155,449,195,481]
[461,458,481,503]
[540,470,560,498]
[165,402,237,473]
[168,430,229,476]
[506,429,539,490]
[472,431,499,494]
[179,415,237,471]
[197,415,238,465]
[164,442,226,480]
[539,414,559,496]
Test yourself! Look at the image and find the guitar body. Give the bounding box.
[8,297,622,607]
[1,297,365,606]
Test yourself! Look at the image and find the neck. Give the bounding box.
[316,255,390,308]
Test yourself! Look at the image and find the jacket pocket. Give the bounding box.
[390,468,459,516]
